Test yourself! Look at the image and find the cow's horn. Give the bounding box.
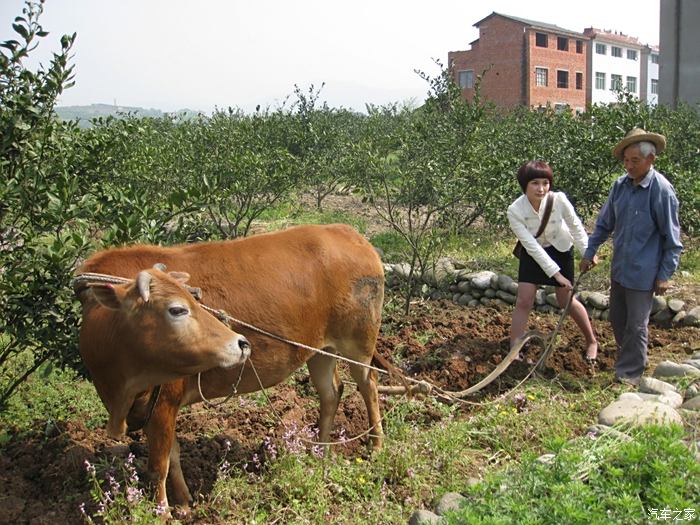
[136,271,152,303]
[153,263,167,272]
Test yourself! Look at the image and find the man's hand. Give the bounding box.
[579,255,599,274]
[654,279,670,296]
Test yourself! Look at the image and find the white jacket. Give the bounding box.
[507,191,588,277]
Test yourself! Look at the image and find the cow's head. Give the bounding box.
[80,268,250,437]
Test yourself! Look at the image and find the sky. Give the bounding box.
[0,0,661,114]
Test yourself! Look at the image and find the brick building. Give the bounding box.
[448,13,587,112]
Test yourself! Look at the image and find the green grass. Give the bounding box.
[444,425,700,525]
[255,198,369,234]
[0,358,106,445]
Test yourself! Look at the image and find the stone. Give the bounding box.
[497,274,515,292]
[496,290,517,304]
[600,309,610,321]
[456,280,472,293]
[434,492,466,515]
[585,424,632,442]
[536,453,556,465]
[653,360,700,379]
[469,271,497,290]
[586,291,609,310]
[639,377,678,395]
[684,359,700,371]
[685,384,700,399]
[457,293,473,306]
[680,396,700,411]
[682,306,700,327]
[667,298,685,313]
[672,311,686,325]
[409,510,441,525]
[535,289,546,306]
[484,288,497,298]
[467,299,480,308]
[598,398,682,426]
[651,308,674,324]
[651,295,667,314]
[393,263,412,280]
[452,293,462,303]
[545,293,559,308]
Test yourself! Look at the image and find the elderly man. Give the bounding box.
[580,128,682,386]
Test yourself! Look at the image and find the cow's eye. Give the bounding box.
[168,306,189,317]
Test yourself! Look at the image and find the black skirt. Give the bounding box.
[518,245,574,286]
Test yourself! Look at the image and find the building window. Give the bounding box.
[611,46,622,57]
[651,79,658,94]
[535,67,548,87]
[626,76,637,92]
[576,40,583,53]
[576,72,583,90]
[651,54,659,64]
[554,103,568,113]
[557,37,568,51]
[457,70,474,89]
[595,43,606,54]
[595,72,606,90]
[536,32,548,47]
[611,74,623,90]
[557,70,569,89]
[627,49,638,60]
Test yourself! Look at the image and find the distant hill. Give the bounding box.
[55,104,200,127]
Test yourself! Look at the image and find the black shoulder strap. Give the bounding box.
[534,193,554,239]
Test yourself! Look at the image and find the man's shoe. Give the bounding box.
[616,376,641,387]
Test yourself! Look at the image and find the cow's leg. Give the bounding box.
[143,382,184,510]
[307,353,342,452]
[167,438,192,506]
[348,362,383,451]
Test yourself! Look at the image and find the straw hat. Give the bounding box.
[612,127,666,160]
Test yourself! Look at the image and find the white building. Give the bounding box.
[640,45,660,105]
[584,28,645,105]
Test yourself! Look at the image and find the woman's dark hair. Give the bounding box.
[516,160,553,192]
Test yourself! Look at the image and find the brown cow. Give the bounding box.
[77,224,385,509]
[75,268,251,438]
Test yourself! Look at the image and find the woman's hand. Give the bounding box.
[553,272,573,290]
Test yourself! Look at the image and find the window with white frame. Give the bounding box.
[595,43,606,54]
[626,76,637,92]
[651,79,658,94]
[611,46,622,57]
[611,74,623,90]
[595,72,606,90]
[627,49,638,60]
[651,54,659,64]
[457,70,474,89]
[535,67,548,87]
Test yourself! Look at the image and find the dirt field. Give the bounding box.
[2,297,698,524]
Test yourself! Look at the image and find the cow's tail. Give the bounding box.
[371,351,413,396]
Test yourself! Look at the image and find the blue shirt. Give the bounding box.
[584,167,682,291]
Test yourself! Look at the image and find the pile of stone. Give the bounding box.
[383,257,700,327]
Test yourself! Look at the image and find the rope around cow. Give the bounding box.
[73,270,585,445]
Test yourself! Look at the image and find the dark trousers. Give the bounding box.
[609,280,653,380]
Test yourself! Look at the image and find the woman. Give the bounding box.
[507,160,598,362]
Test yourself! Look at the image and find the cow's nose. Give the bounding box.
[238,336,251,352]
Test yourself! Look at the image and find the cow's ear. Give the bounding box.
[89,283,126,310]
[168,271,190,284]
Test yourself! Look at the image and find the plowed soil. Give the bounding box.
[1,299,698,524]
